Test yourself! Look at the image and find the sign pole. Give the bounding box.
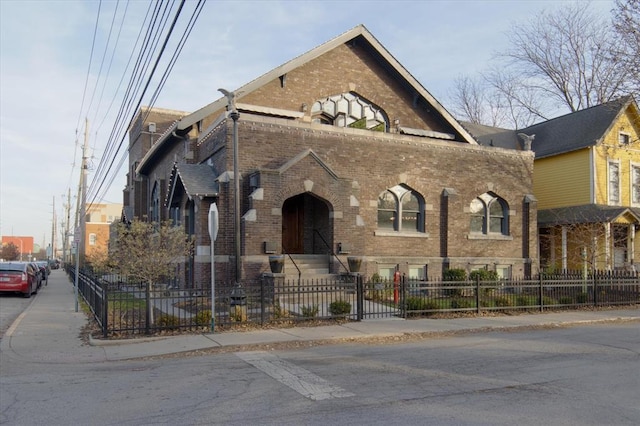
[73,228,80,312]
[208,203,219,333]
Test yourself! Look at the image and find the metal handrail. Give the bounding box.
[281,248,301,280]
[312,229,349,273]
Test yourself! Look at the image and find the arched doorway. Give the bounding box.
[282,193,332,254]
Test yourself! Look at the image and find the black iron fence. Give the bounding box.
[66,267,639,338]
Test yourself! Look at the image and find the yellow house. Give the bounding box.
[527,97,640,271]
[462,96,640,273]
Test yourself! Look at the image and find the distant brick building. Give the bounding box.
[125,25,538,288]
[84,203,122,260]
[2,236,34,261]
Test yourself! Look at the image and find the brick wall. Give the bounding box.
[125,37,538,284]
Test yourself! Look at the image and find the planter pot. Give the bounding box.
[269,255,285,273]
[347,256,362,273]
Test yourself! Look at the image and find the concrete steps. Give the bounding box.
[283,254,330,277]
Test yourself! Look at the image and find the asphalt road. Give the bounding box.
[0,292,33,338]
[1,322,638,425]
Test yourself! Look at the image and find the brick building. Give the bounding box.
[84,203,122,260]
[1,236,34,261]
[126,25,538,288]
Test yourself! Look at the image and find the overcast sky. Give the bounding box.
[0,0,615,252]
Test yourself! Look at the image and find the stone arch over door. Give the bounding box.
[282,193,333,254]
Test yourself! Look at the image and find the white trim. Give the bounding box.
[236,103,304,118]
[398,126,455,140]
[374,230,430,238]
[590,146,596,204]
[630,161,640,207]
[618,131,631,145]
[466,234,513,241]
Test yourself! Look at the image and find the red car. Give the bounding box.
[0,262,39,298]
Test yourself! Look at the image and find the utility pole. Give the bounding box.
[51,196,56,261]
[73,118,89,312]
[63,188,71,265]
[80,119,89,265]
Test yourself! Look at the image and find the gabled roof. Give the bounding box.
[166,163,219,207]
[275,149,339,179]
[538,204,640,226]
[177,24,477,145]
[522,96,636,159]
[136,120,181,175]
[459,121,519,149]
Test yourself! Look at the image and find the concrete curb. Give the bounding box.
[88,333,174,347]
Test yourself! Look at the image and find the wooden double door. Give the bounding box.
[282,193,331,254]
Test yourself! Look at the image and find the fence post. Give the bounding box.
[593,271,598,307]
[401,275,407,319]
[539,273,544,312]
[260,277,265,325]
[356,275,364,321]
[145,282,151,335]
[102,279,108,339]
[475,276,481,314]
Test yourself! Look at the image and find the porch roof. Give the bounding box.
[538,204,640,226]
[166,163,219,206]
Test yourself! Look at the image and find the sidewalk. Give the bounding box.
[2,269,638,363]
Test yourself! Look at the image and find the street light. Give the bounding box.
[218,88,241,286]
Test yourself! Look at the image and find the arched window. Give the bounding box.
[151,182,160,223]
[377,185,424,232]
[311,92,388,131]
[470,192,508,235]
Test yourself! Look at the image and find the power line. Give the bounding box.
[88,0,188,206]
[86,0,206,207]
[75,0,102,135]
[88,0,163,201]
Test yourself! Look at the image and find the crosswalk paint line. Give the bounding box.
[236,351,355,401]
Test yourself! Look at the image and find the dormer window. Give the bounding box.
[619,132,630,145]
[311,92,388,131]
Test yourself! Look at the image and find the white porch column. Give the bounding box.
[629,224,635,265]
[605,222,611,270]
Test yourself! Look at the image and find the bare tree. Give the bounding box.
[450,72,542,129]
[501,2,628,113]
[485,68,545,128]
[1,242,20,261]
[450,75,489,125]
[611,0,640,97]
[450,2,633,128]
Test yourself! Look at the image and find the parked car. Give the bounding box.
[0,262,39,298]
[29,262,43,289]
[36,261,50,285]
[49,259,60,270]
